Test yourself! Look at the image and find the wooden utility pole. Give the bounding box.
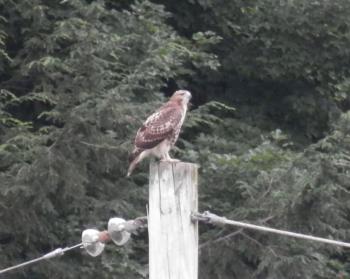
[148,162,198,279]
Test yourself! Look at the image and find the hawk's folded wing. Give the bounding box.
[135,106,183,149]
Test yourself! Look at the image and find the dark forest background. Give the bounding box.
[2,0,350,278]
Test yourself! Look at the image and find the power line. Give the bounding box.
[0,216,147,276]
[0,243,83,275]
[3,211,349,276]
[192,211,350,248]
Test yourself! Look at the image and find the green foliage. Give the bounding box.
[161,0,350,141]
[182,110,350,279]
[0,0,217,278]
[2,0,350,279]
[0,14,11,72]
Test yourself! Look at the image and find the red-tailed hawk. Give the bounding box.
[127,90,192,176]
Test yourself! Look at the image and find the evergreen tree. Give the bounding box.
[0,1,217,278]
[2,0,350,278]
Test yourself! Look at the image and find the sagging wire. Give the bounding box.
[0,216,147,276]
[192,211,350,248]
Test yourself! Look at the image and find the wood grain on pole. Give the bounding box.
[149,162,198,279]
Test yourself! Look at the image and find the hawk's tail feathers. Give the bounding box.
[127,148,144,177]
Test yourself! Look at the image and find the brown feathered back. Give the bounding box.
[127,90,191,176]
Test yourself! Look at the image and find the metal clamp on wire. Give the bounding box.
[192,211,227,226]
[191,212,210,223]
[121,216,148,234]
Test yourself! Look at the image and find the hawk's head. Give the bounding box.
[170,90,192,106]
